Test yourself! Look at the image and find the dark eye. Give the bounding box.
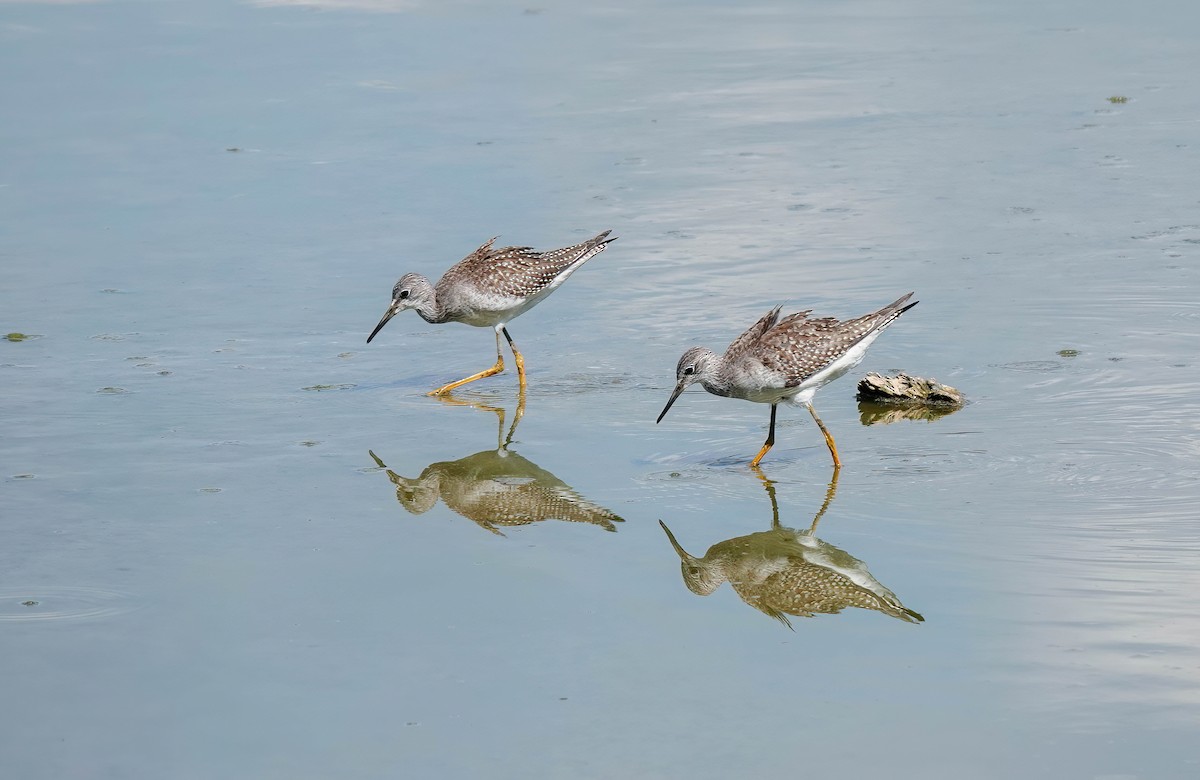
[683,365,695,376]
[398,289,410,300]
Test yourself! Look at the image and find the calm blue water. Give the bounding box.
[3,1,1199,778]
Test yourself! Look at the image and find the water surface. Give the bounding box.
[3,0,1199,777]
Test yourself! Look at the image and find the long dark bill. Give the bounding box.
[366,307,396,344]
[656,383,686,424]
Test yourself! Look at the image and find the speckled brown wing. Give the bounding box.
[440,233,612,299]
[756,294,916,386]
[755,314,860,384]
[722,306,795,362]
[532,232,613,273]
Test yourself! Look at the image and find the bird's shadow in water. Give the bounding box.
[369,389,624,536]
[659,468,924,629]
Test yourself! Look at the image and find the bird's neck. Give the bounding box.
[702,356,736,397]
[416,302,447,324]
[701,374,734,397]
[414,278,449,323]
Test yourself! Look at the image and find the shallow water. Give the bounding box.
[3,0,1199,777]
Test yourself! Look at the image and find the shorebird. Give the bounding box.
[656,293,917,467]
[367,230,616,395]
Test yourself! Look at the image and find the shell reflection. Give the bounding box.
[659,472,923,628]
[857,400,962,426]
[370,392,623,535]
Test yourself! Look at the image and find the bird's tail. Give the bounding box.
[866,291,918,336]
[886,291,918,318]
[563,230,617,270]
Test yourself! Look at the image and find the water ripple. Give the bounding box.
[0,586,137,623]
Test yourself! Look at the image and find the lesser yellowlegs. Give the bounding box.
[656,293,917,467]
[367,230,616,395]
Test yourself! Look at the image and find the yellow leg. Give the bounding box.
[807,403,842,467]
[749,404,778,468]
[428,332,505,396]
[501,326,526,391]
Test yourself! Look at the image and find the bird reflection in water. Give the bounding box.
[659,470,923,628]
[369,391,623,535]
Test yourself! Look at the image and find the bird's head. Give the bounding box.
[656,346,716,423]
[367,273,434,343]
